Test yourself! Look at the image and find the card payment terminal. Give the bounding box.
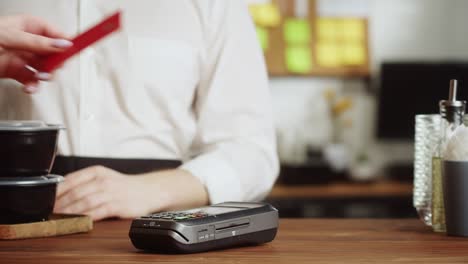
[129,202,278,253]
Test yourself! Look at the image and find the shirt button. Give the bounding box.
[84,113,95,121]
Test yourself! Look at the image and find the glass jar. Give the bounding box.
[414,114,441,226]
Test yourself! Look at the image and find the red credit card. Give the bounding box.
[37,11,121,72]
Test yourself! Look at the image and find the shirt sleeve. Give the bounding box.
[180,1,279,204]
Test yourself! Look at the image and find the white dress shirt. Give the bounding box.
[0,0,279,203]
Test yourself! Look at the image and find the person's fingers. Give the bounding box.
[1,54,37,84]
[22,81,39,94]
[54,179,102,211]
[55,191,108,215]
[23,86,38,94]
[56,167,102,198]
[0,52,49,90]
[18,15,69,39]
[0,28,72,54]
[35,72,52,81]
[17,56,54,81]
[7,49,36,61]
[13,65,35,84]
[83,203,117,221]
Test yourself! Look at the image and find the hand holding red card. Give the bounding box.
[37,11,121,73]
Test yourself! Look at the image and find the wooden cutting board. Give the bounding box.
[0,214,93,240]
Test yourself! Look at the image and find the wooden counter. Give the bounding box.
[1,219,468,263]
[269,181,413,199]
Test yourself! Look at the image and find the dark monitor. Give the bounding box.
[376,62,468,140]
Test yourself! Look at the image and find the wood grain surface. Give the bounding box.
[0,214,92,240]
[1,219,468,263]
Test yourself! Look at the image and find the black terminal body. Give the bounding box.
[129,202,278,253]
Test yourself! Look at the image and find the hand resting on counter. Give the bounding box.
[54,166,209,221]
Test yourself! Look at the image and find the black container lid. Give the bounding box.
[0,175,63,186]
[0,121,64,131]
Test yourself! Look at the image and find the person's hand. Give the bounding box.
[54,166,209,221]
[54,166,158,221]
[0,15,72,93]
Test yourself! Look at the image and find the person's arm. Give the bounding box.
[179,1,279,204]
[0,15,72,93]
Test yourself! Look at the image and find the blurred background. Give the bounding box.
[247,0,468,218]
